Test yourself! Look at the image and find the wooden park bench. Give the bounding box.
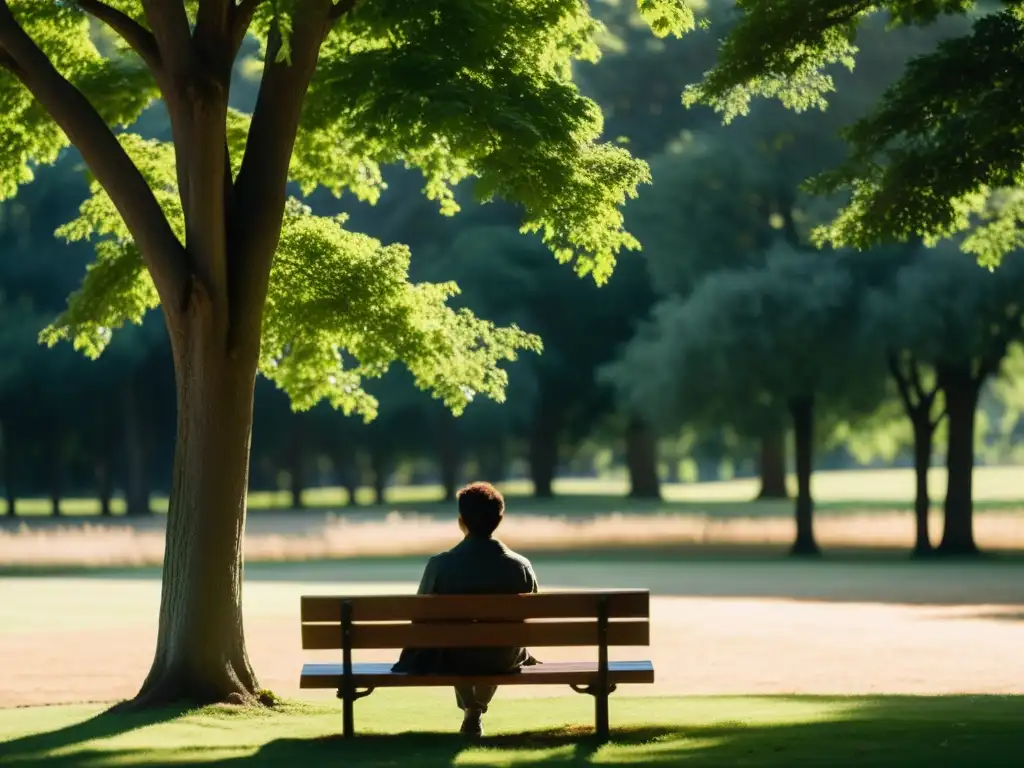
[299,589,654,740]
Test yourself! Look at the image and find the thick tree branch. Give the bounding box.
[0,45,20,74]
[231,0,265,53]
[141,0,192,74]
[76,0,162,74]
[195,0,233,67]
[888,352,917,414]
[229,0,332,349]
[0,0,190,311]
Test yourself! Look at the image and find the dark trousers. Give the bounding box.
[455,684,497,713]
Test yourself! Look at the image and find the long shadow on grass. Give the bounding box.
[228,696,1024,767]
[4,697,1024,767]
[0,704,188,764]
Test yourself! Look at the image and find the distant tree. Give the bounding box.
[883,244,1024,554]
[614,11,961,501]
[690,1,1015,268]
[609,247,887,555]
[0,1,691,706]
[425,219,656,497]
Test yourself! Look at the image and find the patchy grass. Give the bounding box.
[5,466,1024,518]
[1,694,1021,766]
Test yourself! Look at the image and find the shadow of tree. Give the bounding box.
[0,703,188,764]
[4,696,1023,767]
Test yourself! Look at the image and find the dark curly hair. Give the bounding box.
[456,481,505,538]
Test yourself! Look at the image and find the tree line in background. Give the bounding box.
[3,2,1024,561]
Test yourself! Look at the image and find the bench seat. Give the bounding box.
[300,660,655,689]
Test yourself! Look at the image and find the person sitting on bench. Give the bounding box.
[392,481,540,737]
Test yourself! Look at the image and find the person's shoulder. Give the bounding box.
[494,540,533,568]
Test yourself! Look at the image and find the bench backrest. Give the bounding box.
[300,590,650,650]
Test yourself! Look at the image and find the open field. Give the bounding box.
[3,695,1023,766]
[4,465,1024,517]
[4,468,1024,568]
[2,557,1023,711]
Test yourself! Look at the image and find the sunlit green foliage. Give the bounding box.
[688,0,1022,267]
[1,0,688,420]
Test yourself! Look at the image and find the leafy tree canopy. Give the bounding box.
[686,0,1021,265]
[0,0,692,420]
[606,246,887,439]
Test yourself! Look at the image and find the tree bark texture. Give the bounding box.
[133,301,261,707]
[789,397,819,556]
[937,365,981,556]
[625,417,661,500]
[756,429,788,500]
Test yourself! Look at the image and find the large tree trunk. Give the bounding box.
[123,377,152,517]
[529,409,559,499]
[789,397,819,556]
[132,306,261,707]
[756,429,788,500]
[911,418,934,557]
[625,417,661,500]
[937,365,981,556]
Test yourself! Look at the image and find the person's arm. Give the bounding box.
[392,556,440,673]
[416,556,440,595]
[524,560,539,593]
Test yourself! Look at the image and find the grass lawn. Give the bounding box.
[6,466,1024,518]
[1,693,1022,766]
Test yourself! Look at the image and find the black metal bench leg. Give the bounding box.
[595,688,609,742]
[343,693,354,739]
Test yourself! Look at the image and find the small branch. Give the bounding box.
[0,0,191,311]
[930,407,948,431]
[907,356,926,402]
[76,0,162,73]
[887,351,917,414]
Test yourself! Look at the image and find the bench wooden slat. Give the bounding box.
[301,619,650,650]
[299,660,655,689]
[300,591,649,623]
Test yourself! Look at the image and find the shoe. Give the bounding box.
[460,709,483,738]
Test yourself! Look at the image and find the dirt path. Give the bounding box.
[3,560,1023,708]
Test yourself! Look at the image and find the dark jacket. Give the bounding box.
[392,535,540,675]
